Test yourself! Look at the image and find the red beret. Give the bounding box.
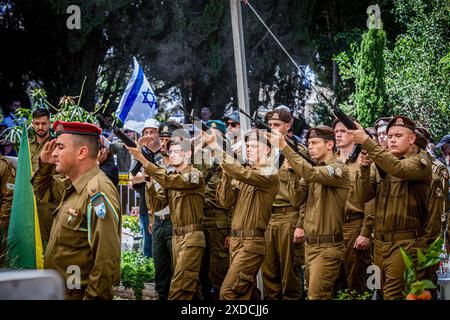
[53,120,101,136]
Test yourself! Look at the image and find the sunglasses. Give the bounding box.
[227,121,237,128]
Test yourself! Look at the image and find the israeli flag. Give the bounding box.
[116,57,158,133]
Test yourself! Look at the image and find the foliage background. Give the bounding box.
[0,0,448,139]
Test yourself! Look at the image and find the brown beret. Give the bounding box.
[265,109,292,124]
[374,117,392,132]
[306,125,335,141]
[416,127,430,140]
[386,115,416,133]
[414,130,428,150]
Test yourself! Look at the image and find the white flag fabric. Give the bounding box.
[116,57,158,133]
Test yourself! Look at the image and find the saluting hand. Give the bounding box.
[40,139,57,164]
[138,135,152,148]
[201,130,219,149]
[347,121,369,145]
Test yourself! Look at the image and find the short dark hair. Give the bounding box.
[32,108,50,119]
[72,135,100,159]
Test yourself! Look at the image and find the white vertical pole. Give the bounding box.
[230,0,251,137]
[230,1,263,298]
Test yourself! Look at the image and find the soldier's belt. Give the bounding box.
[204,207,228,216]
[345,212,364,222]
[306,234,343,245]
[272,206,298,214]
[154,213,171,221]
[230,229,265,238]
[172,223,203,236]
[65,288,85,297]
[375,229,423,242]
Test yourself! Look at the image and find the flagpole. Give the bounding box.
[230,0,251,138]
[230,0,264,299]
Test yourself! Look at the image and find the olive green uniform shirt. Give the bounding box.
[282,146,351,237]
[144,163,205,228]
[357,138,432,235]
[32,163,121,299]
[216,163,279,231]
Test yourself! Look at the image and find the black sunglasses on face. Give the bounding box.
[227,121,237,128]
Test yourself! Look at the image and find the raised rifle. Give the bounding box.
[238,108,316,166]
[313,90,371,163]
[177,104,248,166]
[97,114,158,176]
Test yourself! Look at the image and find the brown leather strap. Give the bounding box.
[306,234,344,245]
[230,229,265,238]
[375,229,423,242]
[272,206,298,214]
[172,224,203,236]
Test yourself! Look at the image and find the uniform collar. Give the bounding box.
[30,134,51,145]
[72,165,100,194]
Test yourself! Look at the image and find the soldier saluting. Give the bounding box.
[349,115,432,299]
[204,129,279,300]
[33,121,121,300]
[127,133,206,300]
[266,125,351,300]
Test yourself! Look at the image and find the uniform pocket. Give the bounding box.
[60,208,85,230]
[389,177,406,197]
[184,231,206,248]
[232,272,254,295]
[243,240,265,255]
[182,270,199,293]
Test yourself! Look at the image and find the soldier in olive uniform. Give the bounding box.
[0,155,15,237]
[206,129,279,300]
[266,126,351,300]
[29,108,57,244]
[145,121,182,300]
[414,128,449,295]
[333,119,373,293]
[33,121,121,300]
[197,120,232,300]
[128,135,206,300]
[349,116,432,299]
[261,109,305,300]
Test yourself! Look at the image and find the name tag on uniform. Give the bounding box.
[94,202,107,219]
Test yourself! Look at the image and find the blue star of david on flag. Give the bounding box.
[116,57,159,133]
[142,88,157,109]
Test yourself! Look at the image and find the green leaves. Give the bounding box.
[336,289,374,300]
[122,215,140,235]
[401,236,444,298]
[354,27,388,128]
[120,250,155,300]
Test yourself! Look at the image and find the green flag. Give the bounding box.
[7,121,43,269]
